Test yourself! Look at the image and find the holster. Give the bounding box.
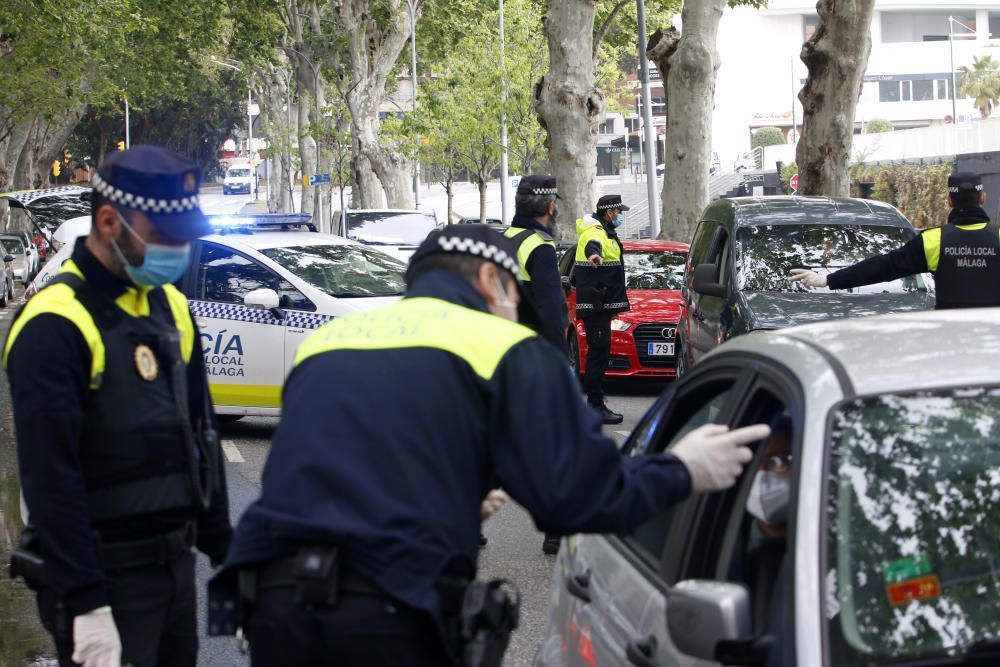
[9,528,47,591]
[449,578,520,667]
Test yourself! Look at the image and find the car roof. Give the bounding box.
[713,196,911,228]
[715,308,1000,396]
[203,231,362,251]
[621,239,689,252]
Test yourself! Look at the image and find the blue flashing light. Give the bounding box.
[207,213,316,233]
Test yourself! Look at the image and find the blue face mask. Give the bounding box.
[113,213,191,287]
[612,213,624,228]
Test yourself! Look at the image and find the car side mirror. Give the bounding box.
[244,288,285,320]
[667,580,751,662]
[692,263,726,298]
[3,254,13,263]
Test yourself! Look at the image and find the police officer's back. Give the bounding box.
[790,172,1000,308]
[220,225,767,667]
[5,146,230,667]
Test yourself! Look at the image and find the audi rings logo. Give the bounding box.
[661,327,677,339]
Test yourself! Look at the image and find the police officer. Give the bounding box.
[5,146,231,667]
[219,225,767,667]
[503,174,568,355]
[790,172,1000,308]
[574,194,631,424]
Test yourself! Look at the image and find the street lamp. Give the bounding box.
[636,0,660,237]
[212,58,258,202]
[949,16,978,125]
[499,0,510,225]
[278,45,328,230]
[405,0,421,209]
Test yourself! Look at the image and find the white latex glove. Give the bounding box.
[72,606,121,667]
[480,489,510,521]
[672,423,770,493]
[788,268,828,288]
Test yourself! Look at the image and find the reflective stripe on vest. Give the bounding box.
[294,297,535,380]
[503,227,555,282]
[575,219,622,263]
[3,260,195,387]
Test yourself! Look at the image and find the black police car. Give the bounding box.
[678,196,935,375]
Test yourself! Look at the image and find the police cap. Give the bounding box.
[596,194,630,212]
[516,175,560,198]
[948,172,984,195]
[92,145,211,242]
[407,224,521,282]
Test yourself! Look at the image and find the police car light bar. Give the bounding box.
[207,213,316,233]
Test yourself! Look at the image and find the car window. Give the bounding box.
[621,380,737,564]
[558,246,576,277]
[259,244,406,298]
[195,243,315,311]
[687,221,718,271]
[1,238,24,254]
[624,250,686,290]
[736,224,928,294]
[345,212,436,246]
[825,387,1000,664]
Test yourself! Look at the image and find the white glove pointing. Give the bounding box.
[72,606,121,667]
[480,489,510,521]
[788,268,828,288]
[672,423,770,493]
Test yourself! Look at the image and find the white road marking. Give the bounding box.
[221,439,245,463]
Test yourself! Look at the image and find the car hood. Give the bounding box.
[623,289,684,321]
[742,290,935,329]
[333,295,401,312]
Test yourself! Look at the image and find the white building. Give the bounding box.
[713,0,1000,166]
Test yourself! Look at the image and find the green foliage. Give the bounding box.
[958,54,1000,119]
[751,127,785,150]
[865,118,893,134]
[851,163,953,229]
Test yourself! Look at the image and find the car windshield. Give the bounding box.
[1,239,24,255]
[624,250,686,290]
[826,388,1000,664]
[260,243,406,298]
[345,211,436,246]
[228,169,251,178]
[736,224,929,294]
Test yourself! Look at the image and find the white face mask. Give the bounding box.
[747,470,791,526]
[492,277,519,322]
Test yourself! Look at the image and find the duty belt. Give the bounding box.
[257,555,383,597]
[98,522,194,570]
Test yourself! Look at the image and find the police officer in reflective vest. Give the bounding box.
[502,175,568,355]
[790,172,1000,308]
[574,194,631,424]
[5,146,231,667]
[218,225,766,667]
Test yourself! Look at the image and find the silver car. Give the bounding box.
[0,246,14,307]
[536,308,1000,667]
[1,235,30,282]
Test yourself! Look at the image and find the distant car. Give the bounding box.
[678,196,935,376]
[655,164,664,177]
[559,239,689,380]
[0,250,14,307]
[7,230,39,279]
[223,165,253,195]
[332,208,440,262]
[457,216,504,226]
[0,235,31,282]
[536,307,1000,667]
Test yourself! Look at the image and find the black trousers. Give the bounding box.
[246,587,452,667]
[38,551,197,667]
[582,312,613,405]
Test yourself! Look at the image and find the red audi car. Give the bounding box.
[559,239,689,380]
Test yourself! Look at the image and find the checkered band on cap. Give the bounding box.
[91,172,200,214]
[437,235,520,279]
[597,202,622,210]
[531,187,557,195]
[949,183,984,193]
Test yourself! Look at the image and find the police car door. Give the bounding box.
[186,241,287,413]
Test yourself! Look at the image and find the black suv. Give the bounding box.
[678,196,936,374]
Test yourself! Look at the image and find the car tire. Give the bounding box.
[675,336,688,378]
[0,281,8,308]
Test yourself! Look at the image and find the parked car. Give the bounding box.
[0,235,31,282]
[536,307,1000,667]
[0,251,14,307]
[332,208,440,262]
[27,214,405,418]
[222,164,254,195]
[559,239,688,380]
[457,216,504,226]
[678,196,935,376]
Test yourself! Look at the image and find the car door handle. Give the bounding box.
[287,328,305,334]
[625,635,658,667]
[564,570,591,603]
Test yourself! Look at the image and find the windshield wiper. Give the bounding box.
[328,291,404,298]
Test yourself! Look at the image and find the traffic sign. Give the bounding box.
[303,173,331,187]
[790,174,799,192]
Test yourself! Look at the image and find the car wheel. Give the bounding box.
[675,336,688,378]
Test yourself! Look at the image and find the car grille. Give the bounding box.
[608,355,631,370]
[633,323,677,368]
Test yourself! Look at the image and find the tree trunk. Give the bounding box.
[535,0,603,241]
[33,109,88,187]
[648,0,726,243]
[350,132,386,209]
[479,179,488,225]
[12,118,39,190]
[446,180,454,224]
[297,93,317,216]
[795,0,876,196]
[1,120,33,192]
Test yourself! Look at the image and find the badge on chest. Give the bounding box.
[134,344,159,382]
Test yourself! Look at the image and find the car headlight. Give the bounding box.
[610,318,632,332]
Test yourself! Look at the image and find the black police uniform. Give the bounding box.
[220,229,692,667]
[827,205,1000,309]
[5,152,230,667]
